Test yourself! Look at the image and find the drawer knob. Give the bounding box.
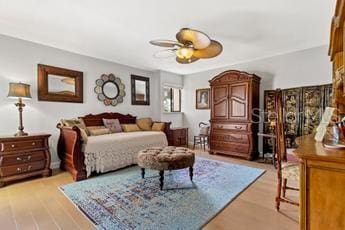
[11,144,15,148]
[16,157,22,161]
[32,142,36,146]
[27,155,32,160]
[235,126,242,129]
[16,167,21,172]
[27,165,32,171]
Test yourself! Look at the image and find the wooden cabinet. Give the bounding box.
[0,134,52,187]
[295,135,345,230]
[329,0,345,115]
[168,128,188,147]
[209,70,260,160]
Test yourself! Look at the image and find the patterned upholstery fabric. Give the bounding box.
[103,118,122,133]
[282,162,299,182]
[138,146,195,171]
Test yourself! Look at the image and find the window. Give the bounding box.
[163,87,181,112]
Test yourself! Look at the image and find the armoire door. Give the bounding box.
[228,82,249,121]
[212,85,228,120]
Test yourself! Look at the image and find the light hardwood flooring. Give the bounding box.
[0,151,299,230]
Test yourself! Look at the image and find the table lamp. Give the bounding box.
[7,82,32,136]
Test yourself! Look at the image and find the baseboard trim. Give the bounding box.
[51,161,60,169]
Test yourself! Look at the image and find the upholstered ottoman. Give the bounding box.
[137,146,195,190]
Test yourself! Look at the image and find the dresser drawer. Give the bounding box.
[212,123,249,131]
[211,132,249,144]
[172,128,187,138]
[1,139,44,152]
[0,151,46,166]
[0,160,46,177]
[211,141,249,153]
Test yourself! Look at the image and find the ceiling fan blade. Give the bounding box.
[176,28,211,49]
[193,40,223,58]
[149,40,183,47]
[176,56,199,64]
[153,49,177,58]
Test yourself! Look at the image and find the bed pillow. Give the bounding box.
[61,118,89,142]
[87,126,106,133]
[151,122,165,132]
[103,119,122,133]
[121,124,140,132]
[136,117,153,131]
[89,128,111,136]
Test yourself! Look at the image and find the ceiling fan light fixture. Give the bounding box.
[175,47,194,59]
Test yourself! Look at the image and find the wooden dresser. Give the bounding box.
[169,127,188,147]
[294,135,345,230]
[0,134,52,187]
[209,70,260,160]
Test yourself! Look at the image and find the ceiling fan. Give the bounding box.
[149,28,223,64]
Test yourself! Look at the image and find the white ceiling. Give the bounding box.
[0,0,337,75]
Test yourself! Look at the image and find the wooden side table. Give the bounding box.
[0,133,52,187]
[169,127,188,147]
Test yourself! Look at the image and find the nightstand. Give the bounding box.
[0,134,52,187]
[169,127,188,147]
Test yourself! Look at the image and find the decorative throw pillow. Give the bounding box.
[61,118,89,142]
[136,117,153,131]
[89,128,111,136]
[87,126,106,132]
[103,119,122,133]
[121,124,140,132]
[151,122,165,132]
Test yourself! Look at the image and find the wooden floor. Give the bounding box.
[0,151,299,230]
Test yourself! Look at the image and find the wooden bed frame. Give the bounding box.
[57,112,172,181]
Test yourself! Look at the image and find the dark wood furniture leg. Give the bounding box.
[189,166,193,181]
[141,168,145,179]
[159,170,164,190]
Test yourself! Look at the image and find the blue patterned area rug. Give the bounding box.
[60,157,265,230]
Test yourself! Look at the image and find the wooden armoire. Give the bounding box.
[209,70,260,160]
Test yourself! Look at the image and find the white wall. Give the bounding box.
[182,46,332,151]
[0,35,162,166]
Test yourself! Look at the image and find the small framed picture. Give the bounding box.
[196,88,210,109]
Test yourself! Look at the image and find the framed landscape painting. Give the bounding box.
[196,88,210,109]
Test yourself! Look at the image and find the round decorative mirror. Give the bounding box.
[94,74,125,106]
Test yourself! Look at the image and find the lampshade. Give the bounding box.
[7,82,32,99]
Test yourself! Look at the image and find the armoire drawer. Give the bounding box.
[212,123,249,131]
[0,160,46,177]
[0,151,46,166]
[211,141,249,153]
[211,132,249,144]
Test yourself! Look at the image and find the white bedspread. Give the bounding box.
[83,131,168,177]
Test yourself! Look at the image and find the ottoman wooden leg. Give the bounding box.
[141,168,145,179]
[159,170,164,190]
[189,166,194,181]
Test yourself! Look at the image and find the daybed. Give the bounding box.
[57,112,172,181]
